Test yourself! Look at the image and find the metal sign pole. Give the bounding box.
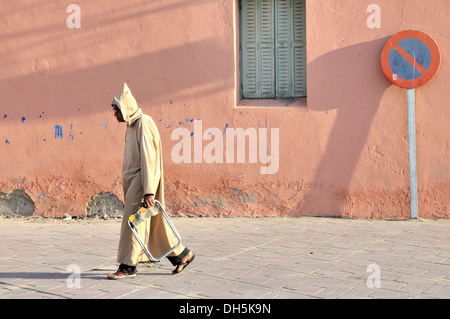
[381,30,441,219]
[407,88,418,219]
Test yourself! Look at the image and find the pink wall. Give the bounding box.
[0,0,448,218]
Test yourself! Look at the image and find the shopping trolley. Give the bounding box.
[127,200,181,262]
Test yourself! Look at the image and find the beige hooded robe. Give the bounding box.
[112,83,185,266]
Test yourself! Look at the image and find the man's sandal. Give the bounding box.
[172,254,195,275]
[106,271,137,280]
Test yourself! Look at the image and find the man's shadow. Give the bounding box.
[0,271,104,280]
[0,270,169,280]
[295,37,393,217]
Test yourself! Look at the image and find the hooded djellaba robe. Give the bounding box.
[112,83,188,267]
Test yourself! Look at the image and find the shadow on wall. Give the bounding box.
[295,37,398,217]
[0,38,232,121]
[0,0,233,217]
[0,0,232,122]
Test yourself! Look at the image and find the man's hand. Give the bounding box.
[143,194,155,208]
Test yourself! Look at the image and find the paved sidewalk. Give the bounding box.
[0,216,449,299]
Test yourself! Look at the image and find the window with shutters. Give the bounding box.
[239,0,306,100]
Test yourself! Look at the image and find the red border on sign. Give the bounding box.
[380,30,441,89]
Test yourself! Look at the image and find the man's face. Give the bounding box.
[112,105,125,123]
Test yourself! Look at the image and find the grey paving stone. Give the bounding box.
[0,217,448,299]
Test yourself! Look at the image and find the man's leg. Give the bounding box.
[168,247,195,274]
[107,263,137,279]
[108,181,145,279]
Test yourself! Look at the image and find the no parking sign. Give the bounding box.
[380,30,441,219]
[381,30,441,88]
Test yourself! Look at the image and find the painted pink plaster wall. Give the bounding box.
[0,0,448,218]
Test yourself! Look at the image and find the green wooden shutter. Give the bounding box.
[275,0,306,98]
[275,0,291,98]
[242,0,259,98]
[242,0,275,99]
[241,0,306,99]
[292,0,306,97]
[259,0,275,98]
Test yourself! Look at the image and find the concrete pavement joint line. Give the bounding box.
[100,275,200,299]
[263,262,447,293]
[427,277,450,283]
[218,237,285,260]
[291,240,450,267]
[8,239,114,259]
[46,229,119,242]
[114,288,140,299]
[187,269,313,298]
[0,280,70,299]
[176,294,206,299]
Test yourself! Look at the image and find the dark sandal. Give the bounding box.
[172,254,195,275]
[107,271,137,280]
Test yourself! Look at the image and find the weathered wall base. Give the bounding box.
[0,189,34,217]
[164,176,447,219]
[85,192,124,219]
[0,176,447,219]
[0,176,122,218]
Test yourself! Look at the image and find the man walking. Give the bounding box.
[107,83,194,279]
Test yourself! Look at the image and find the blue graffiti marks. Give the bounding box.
[193,195,230,211]
[165,117,174,128]
[231,188,259,204]
[69,123,74,140]
[35,191,48,203]
[101,120,108,130]
[164,117,196,129]
[54,125,63,139]
[21,117,26,123]
[191,189,259,211]
[2,114,9,143]
[223,123,229,136]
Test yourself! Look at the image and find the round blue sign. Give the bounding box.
[381,30,441,88]
[388,38,431,80]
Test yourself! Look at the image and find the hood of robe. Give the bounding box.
[112,83,143,126]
